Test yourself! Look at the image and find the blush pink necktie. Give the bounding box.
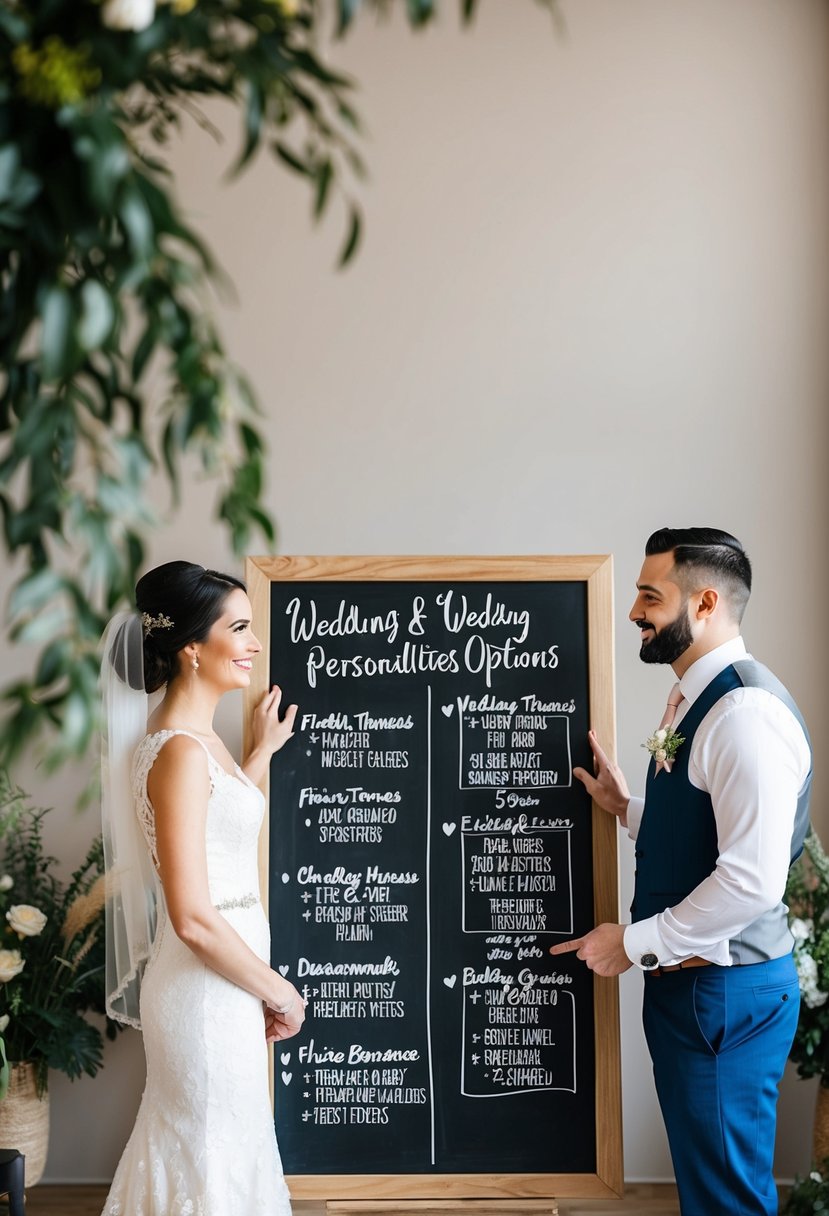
[655,682,684,774]
[659,682,684,731]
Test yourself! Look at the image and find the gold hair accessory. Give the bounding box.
[141,611,174,635]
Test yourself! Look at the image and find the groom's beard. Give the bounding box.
[638,611,693,665]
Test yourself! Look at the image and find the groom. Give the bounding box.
[552,526,812,1216]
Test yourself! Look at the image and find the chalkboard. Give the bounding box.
[244,556,621,1203]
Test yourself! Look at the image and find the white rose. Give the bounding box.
[101,0,156,31]
[654,729,667,744]
[6,904,48,937]
[655,749,667,763]
[0,1014,8,1033]
[0,876,12,892]
[0,950,25,983]
[804,985,829,1010]
[790,917,812,943]
[811,1171,823,1183]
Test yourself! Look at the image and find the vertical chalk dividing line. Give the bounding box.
[426,683,436,1165]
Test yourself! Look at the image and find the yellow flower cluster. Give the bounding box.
[12,37,102,108]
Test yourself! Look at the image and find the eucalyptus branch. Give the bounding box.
[0,0,553,770]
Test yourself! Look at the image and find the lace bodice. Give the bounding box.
[132,730,265,907]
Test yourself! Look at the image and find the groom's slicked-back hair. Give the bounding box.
[645,527,753,623]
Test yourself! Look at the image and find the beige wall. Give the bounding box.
[4,0,828,1185]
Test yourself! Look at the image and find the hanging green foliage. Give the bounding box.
[0,0,557,771]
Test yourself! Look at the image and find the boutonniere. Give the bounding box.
[643,726,685,775]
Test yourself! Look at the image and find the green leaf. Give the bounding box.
[231,80,264,176]
[336,0,363,35]
[273,142,313,177]
[42,1009,104,1081]
[13,606,71,646]
[61,689,93,753]
[40,287,74,381]
[406,0,436,27]
[132,321,159,382]
[35,638,72,690]
[239,423,263,458]
[119,187,154,259]
[78,281,116,352]
[338,206,361,267]
[314,160,334,220]
[8,568,65,621]
[0,7,28,40]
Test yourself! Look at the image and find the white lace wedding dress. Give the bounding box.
[102,730,292,1216]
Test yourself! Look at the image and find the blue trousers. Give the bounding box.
[642,954,800,1216]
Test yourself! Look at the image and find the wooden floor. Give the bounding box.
[6,1186,797,1216]
[14,1187,662,1215]
[6,1182,794,1215]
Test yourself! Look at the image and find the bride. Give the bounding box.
[101,560,304,1215]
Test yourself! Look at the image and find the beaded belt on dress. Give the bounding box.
[214,893,258,912]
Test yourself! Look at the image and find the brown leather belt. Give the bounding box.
[647,955,712,977]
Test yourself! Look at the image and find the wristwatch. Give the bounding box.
[640,952,659,970]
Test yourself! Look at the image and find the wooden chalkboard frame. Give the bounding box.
[244,555,622,1202]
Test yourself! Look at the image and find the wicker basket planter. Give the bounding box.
[0,1062,49,1186]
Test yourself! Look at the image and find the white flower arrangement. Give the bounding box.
[642,725,685,774]
[786,831,829,1085]
[790,916,829,1010]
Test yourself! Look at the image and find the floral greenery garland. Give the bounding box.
[0,0,556,773]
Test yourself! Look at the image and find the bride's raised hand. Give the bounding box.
[253,685,298,756]
[243,686,299,785]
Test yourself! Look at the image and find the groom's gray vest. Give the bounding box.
[631,659,812,965]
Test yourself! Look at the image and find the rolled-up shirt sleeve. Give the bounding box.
[623,687,810,969]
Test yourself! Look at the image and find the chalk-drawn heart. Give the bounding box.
[280,1052,291,1065]
[281,872,290,884]
[278,964,290,976]
[443,974,457,989]
[441,704,454,718]
[281,1071,292,1086]
[442,822,456,837]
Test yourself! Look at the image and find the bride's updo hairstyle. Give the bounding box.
[136,561,246,693]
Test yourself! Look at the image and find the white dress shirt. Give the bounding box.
[623,636,811,969]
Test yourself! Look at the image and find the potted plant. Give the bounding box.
[783,829,829,1214]
[0,769,116,1184]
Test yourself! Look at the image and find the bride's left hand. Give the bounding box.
[252,685,297,757]
[264,1006,285,1044]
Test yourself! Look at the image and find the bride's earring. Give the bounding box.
[192,657,200,672]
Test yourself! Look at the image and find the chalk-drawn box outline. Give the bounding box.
[456,712,573,792]
[459,828,574,937]
[459,986,577,1098]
